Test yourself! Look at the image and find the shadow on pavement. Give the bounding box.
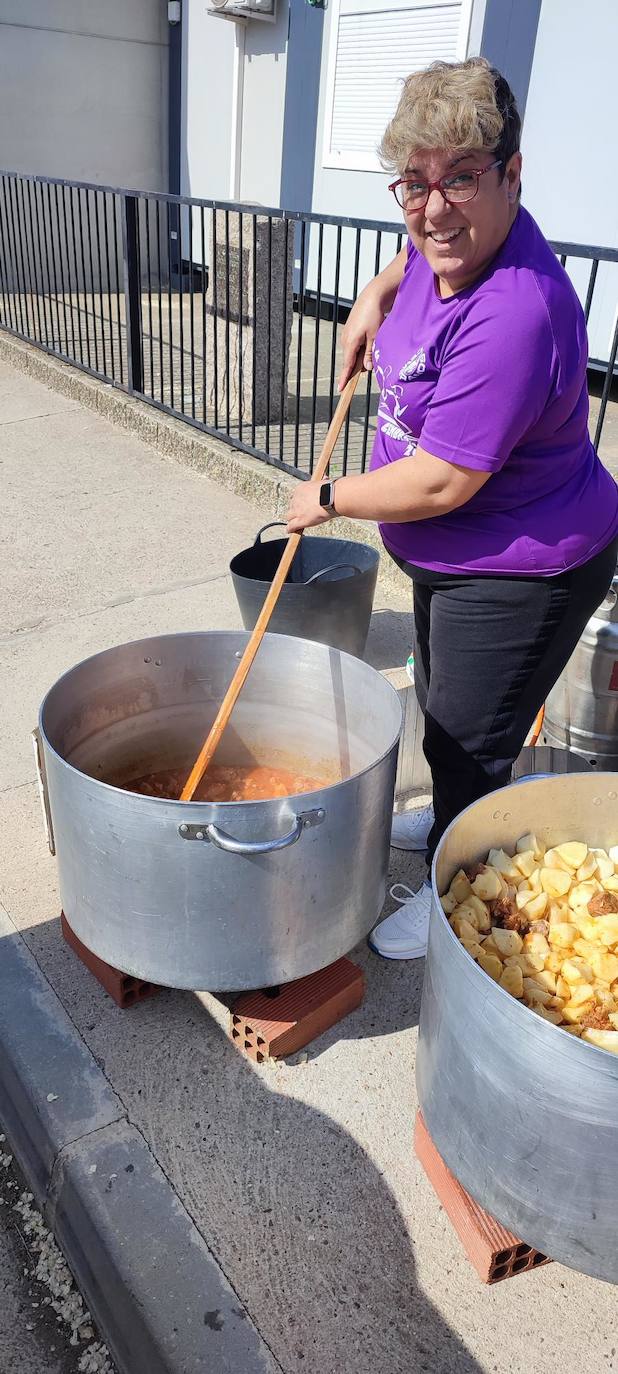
[22,913,482,1374]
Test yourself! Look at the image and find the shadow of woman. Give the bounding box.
[124,991,485,1374]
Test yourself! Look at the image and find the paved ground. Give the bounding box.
[1,356,617,1374]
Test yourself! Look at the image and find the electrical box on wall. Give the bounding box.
[207,0,276,21]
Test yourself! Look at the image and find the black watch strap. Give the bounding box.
[319,480,337,514]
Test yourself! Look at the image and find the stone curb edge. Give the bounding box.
[0,330,408,595]
[0,906,281,1374]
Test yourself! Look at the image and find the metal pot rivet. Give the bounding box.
[195,830,204,840]
[235,651,242,659]
[144,656,151,663]
[179,823,189,835]
[503,811,511,819]
[492,810,501,820]
[155,659,162,666]
[609,791,617,800]
[593,797,602,806]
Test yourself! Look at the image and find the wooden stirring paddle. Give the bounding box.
[180,355,365,802]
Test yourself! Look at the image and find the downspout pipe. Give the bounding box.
[168,0,183,279]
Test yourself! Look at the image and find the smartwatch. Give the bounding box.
[319,480,337,515]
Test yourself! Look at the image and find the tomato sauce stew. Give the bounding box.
[124,764,327,803]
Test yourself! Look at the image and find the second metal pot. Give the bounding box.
[417,772,618,1283]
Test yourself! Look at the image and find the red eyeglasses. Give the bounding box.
[389,160,503,212]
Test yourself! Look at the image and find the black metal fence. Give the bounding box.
[0,170,617,479]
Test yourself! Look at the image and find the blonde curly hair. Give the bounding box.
[379,57,521,176]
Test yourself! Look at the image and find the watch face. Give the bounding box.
[320,482,332,508]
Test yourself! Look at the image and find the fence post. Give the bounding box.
[121,193,143,394]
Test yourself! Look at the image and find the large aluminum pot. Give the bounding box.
[38,631,401,991]
[417,772,618,1283]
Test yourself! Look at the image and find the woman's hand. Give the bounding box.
[287,482,334,534]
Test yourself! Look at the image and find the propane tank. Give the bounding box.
[543,571,618,768]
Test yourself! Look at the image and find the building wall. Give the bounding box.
[182,2,237,202]
[0,0,169,189]
[521,0,617,362]
[182,0,290,210]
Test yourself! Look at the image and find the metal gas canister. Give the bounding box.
[543,570,618,768]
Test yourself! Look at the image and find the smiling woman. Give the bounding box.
[287,57,618,961]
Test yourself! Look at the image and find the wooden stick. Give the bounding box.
[180,356,366,802]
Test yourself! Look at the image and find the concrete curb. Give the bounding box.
[0,906,280,1374]
[0,330,409,596]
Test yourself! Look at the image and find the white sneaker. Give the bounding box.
[390,804,434,852]
[369,882,432,960]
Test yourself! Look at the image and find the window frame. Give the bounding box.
[321,0,475,175]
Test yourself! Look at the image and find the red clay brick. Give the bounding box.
[61,912,160,1010]
[229,957,364,1061]
[414,1111,552,1283]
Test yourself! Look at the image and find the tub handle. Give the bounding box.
[303,563,360,585]
[254,522,287,545]
[178,807,325,854]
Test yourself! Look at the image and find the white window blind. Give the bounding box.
[324,0,470,172]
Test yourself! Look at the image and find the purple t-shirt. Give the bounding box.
[369,206,618,574]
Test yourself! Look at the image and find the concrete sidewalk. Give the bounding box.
[1,356,616,1374]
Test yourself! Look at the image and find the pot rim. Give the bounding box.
[429,772,618,1068]
[39,628,403,810]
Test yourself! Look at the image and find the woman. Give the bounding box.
[287,57,618,960]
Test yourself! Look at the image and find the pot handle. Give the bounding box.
[254,522,287,545]
[178,806,325,854]
[303,563,361,585]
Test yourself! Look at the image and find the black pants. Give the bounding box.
[398,539,617,868]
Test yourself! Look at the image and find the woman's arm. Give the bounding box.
[337,246,408,390]
[286,447,490,533]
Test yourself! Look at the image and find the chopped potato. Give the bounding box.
[569,881,602,910]
[471,868,503,902]
[516,832,542,858]
[597,915,618,948]
[576,852,599,882]
[548,922,579,948]
[450,869,473,904]
[555,841,589,870]
[442,833,618,1047]
[523,979,553,1006]
[513,850,537,879]
[500,964,524,997]
[544,847,574,874]
[561,957,594,986]
[592,849,615,881]
[487,848,520,880]
[590,949,618,984]
[534,1006,563,1025]
[477,952,503,982]
[581,1028,618,1054]
[540,867,572,897]
[461,937,484,960]
[521,891,549,920]
[465,894,492,931]
[492,927,523,957]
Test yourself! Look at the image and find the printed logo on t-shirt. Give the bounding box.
[399,347,426,381]
[374,346,419,457]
